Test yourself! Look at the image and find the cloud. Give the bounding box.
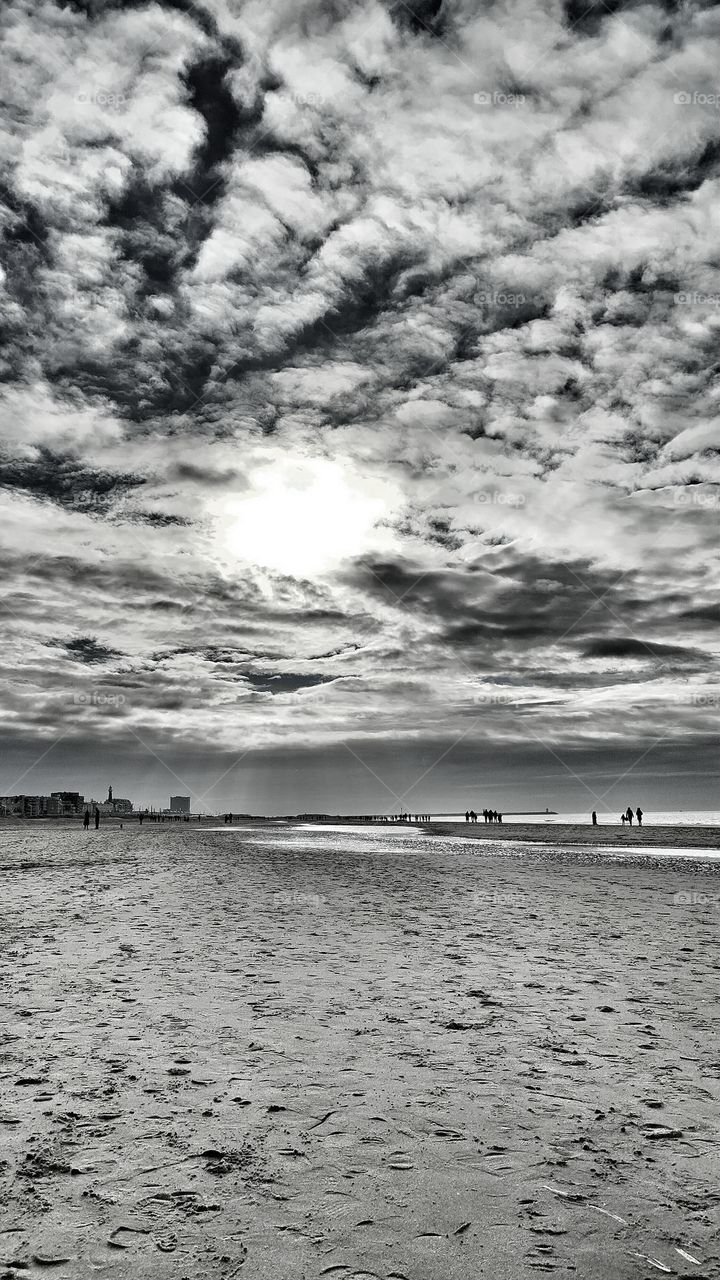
[51,635,124,665]
[0,0,719,807]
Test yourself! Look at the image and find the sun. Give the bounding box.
[216,457,399,576]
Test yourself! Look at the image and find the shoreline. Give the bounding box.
[424,820,720,850]
[1,815,719,851]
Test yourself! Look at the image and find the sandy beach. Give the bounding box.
[0,825,718,1279]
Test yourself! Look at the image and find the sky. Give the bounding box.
[1,0,719,815]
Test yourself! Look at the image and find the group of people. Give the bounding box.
[591,807,644,826]
[82,808,99,830]
[465,809,503,823]
[365,814,432,822]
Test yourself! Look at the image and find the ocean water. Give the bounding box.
[411,810,720,826]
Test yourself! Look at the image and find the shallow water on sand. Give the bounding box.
[233,822,720,863]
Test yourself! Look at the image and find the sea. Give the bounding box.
[422,810,720,826]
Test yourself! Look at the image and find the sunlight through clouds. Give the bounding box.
[215,457,403,575]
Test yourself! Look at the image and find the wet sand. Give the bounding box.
[427,822,720,851]
[0,826,718,1279]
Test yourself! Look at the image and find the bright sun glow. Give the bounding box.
[218,458,399,576]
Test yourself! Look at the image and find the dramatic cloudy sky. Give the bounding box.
[1,0,719,814]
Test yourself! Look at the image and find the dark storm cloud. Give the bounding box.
[242,671,346,694]
[679,603,720,625]
[172,461,245,486]
[51,635,124,664]
[123,511,192,526]
[0,450,145,511]
[581,637,706,663]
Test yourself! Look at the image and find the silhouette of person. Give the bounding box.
[139,813,143,825]
[626,806,633,826]
[498,812,503,824]
[83,808,90,830]
[465,809,470,823]
[636,807,643,827]
[94,808,99,830]
[592,810,597,825]
[621,813,626,825]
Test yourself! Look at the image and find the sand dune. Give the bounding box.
[0,827,718,1278]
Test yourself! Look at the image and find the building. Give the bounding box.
[0,796,22,816]
[104,784,132,814]
[169,795,190,814]
[89,786,133,817]
[51,791,84,815]
[0,794,67,817]
[0,787,133,819]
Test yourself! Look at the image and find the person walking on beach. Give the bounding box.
[465,809,470,823]
[592,810,597,825]
[83,808,90,830]
[94,808,99,830]
[626,806,633,826]
[621,813,625,825]
[498,812,503,824]
[636,807,643,827]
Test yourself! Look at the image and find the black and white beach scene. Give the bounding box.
[1,1,719,1277]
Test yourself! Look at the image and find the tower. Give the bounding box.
[108,785,113,803]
